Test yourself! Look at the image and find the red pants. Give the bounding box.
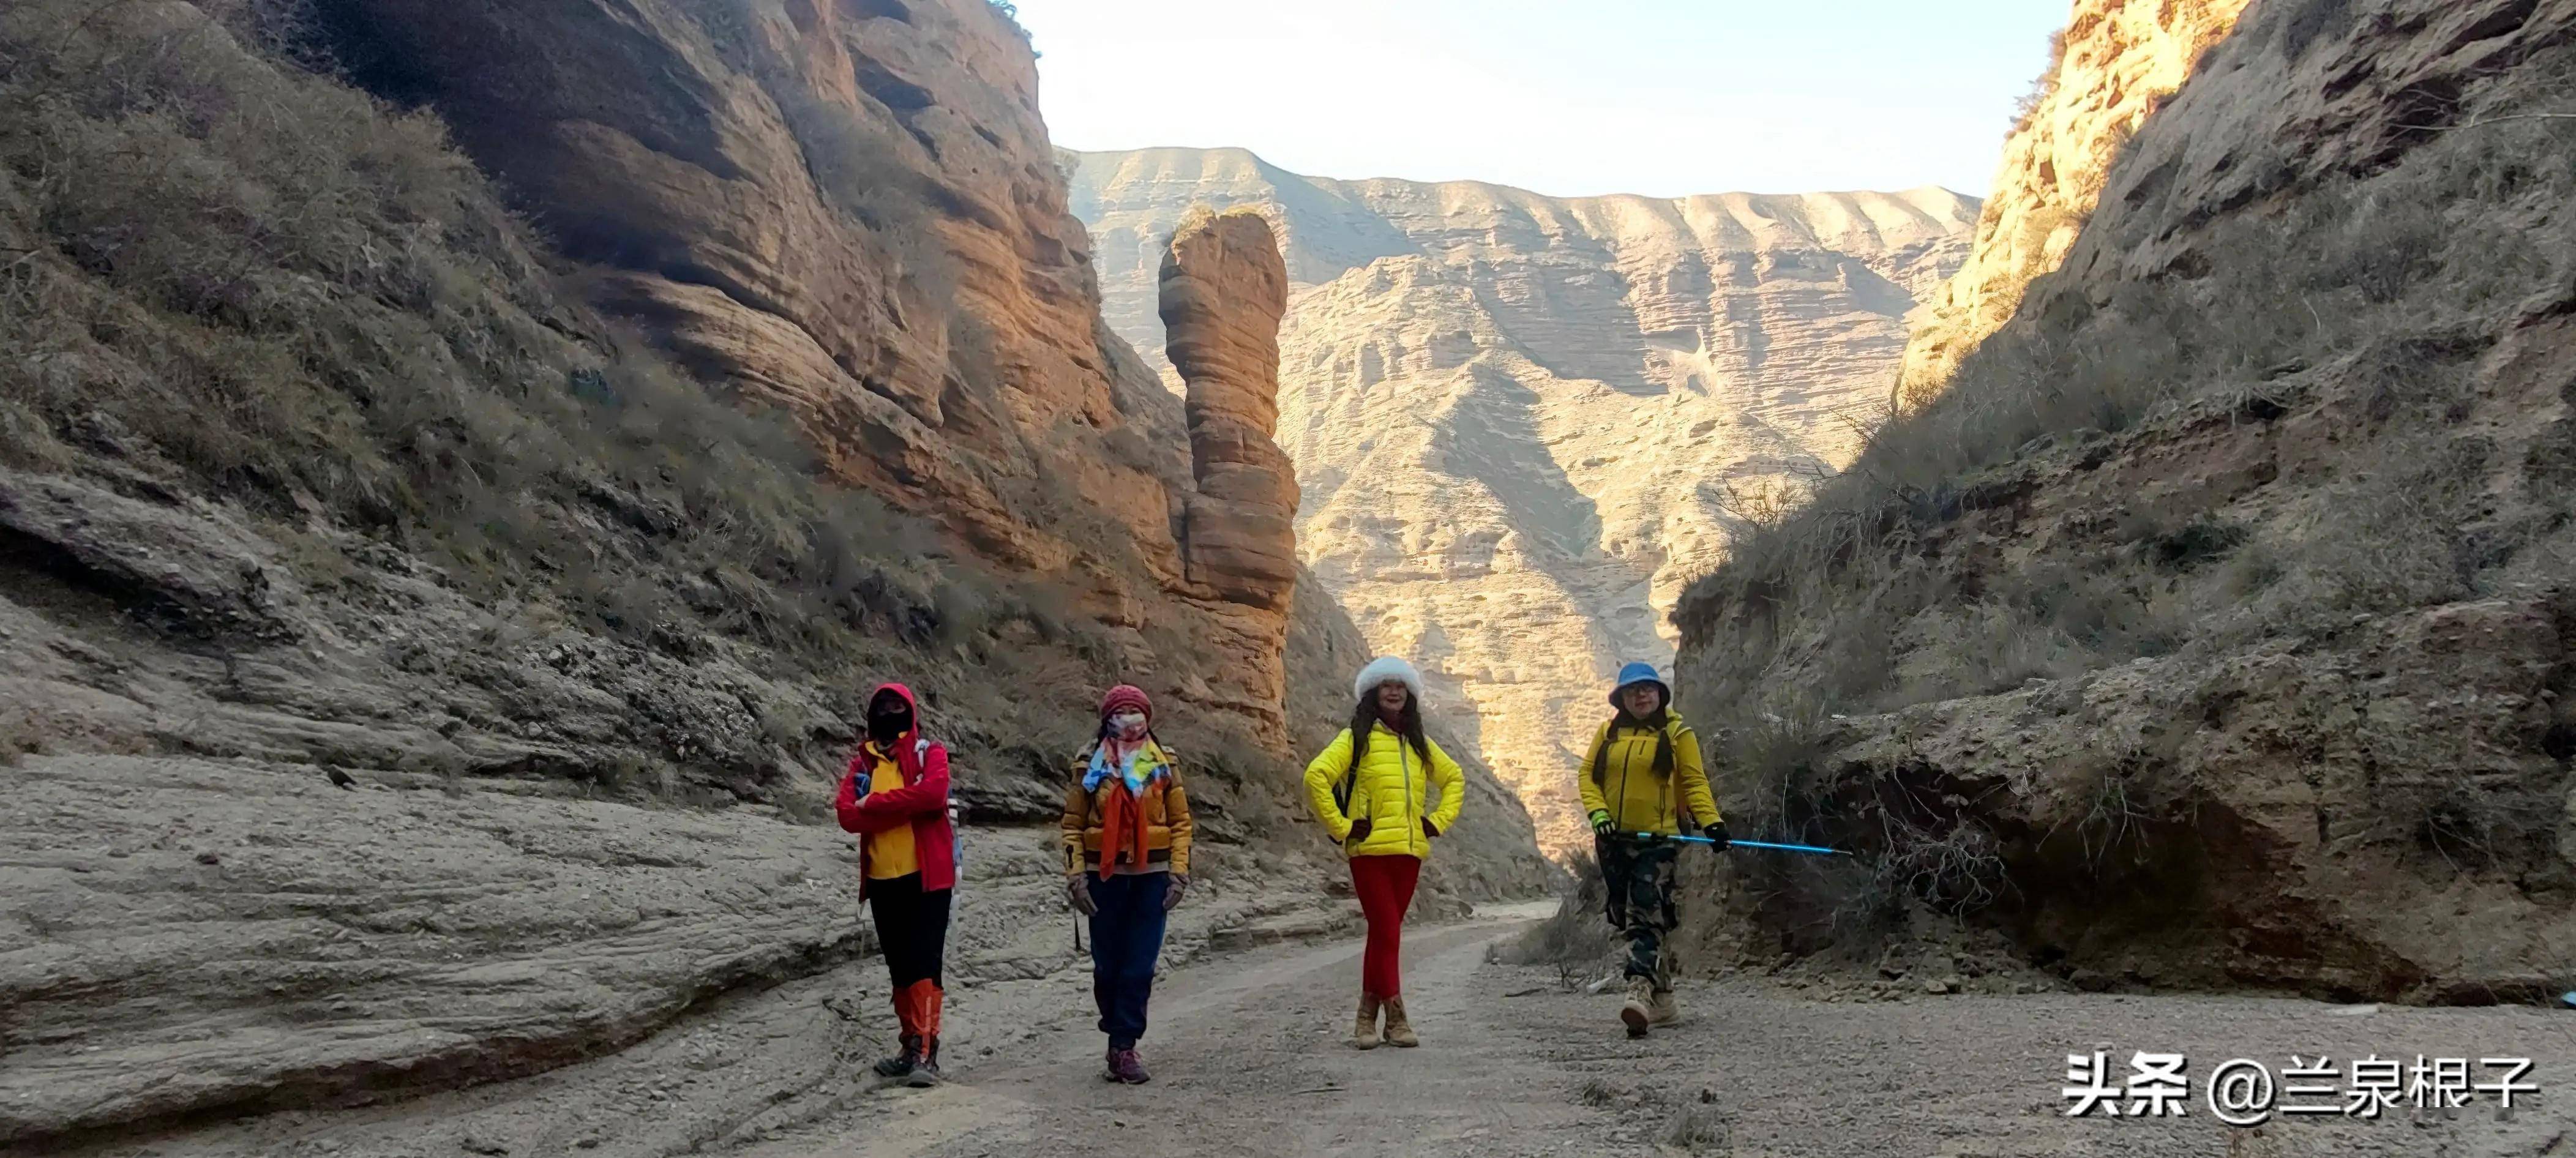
[1350,854,1422,999]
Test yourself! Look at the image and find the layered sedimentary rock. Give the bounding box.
[1158,210,1299,736]
[1895,0,2252,407]
[1676,0,2576,998]
[0,2,1548,1145]
[1070,149,1978,853]
[329,0,1241,715]
[1164,209,1298,607]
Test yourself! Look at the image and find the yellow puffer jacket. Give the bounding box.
[1302,722,1464,859]
[1576,712,1721,836]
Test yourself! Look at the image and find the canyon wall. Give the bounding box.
[1895,0,2253,408]
[1069,149,1977,853]
[0,1,1543,1144]
[325,0,1284,737]
[1676,0,2576,1000]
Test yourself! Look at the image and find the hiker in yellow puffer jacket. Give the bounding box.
[1303,656,1464,1050]
[1579,661,1725,1038]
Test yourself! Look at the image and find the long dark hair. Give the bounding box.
[1350,687,1431,765]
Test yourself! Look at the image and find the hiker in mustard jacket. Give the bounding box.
[1060,684,1193,1084]
[1303,656,1464,1049]
[1580,662,1726,1037]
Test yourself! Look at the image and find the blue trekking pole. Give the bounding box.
[1631,831,1852,857]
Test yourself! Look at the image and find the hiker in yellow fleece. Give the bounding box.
[1303,656,1464,1050]
[1579,661,1724,1038]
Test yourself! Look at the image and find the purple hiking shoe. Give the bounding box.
[1106,1046,1150,1084]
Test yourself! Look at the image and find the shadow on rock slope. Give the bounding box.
[1675,0,2576,1004]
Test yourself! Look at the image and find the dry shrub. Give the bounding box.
[1500,850,1612,973]
[2391,775,2561,872]
[1659,1103,1731,1153]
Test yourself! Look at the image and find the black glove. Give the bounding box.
[1347,818,1373,843]
[1705,821,1732,850]
[1421,818,1439,837]
[1589,809,1614,838]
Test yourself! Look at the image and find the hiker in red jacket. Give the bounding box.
[834,682,960,1086]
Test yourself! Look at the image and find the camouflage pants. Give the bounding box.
[1596,836,1680,986]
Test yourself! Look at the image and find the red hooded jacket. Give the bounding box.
[833,682,958,896]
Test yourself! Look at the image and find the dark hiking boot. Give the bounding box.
[873,1035,921,1079]
[1621,977,1654,1038]
[1109,1047,1151,1084]
[905,1037,942,1087]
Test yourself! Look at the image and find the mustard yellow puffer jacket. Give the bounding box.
[1301,722,1464,859]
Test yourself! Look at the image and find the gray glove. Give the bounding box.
[1066,875,1097,916]
[1163,875,1188,912]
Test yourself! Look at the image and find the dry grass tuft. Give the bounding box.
[1500,850,1613,971]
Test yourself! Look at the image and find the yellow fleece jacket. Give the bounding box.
[1576,713,1721,836]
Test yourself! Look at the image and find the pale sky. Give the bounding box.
[1014,0,2071,199]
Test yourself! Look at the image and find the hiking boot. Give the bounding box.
[905,1037,942,1087]
[1101,1044,1121,1082]
[1620,977,1655,1037]
[872,1035,921,1079]
[1108,1047,1151,1084]
[1352,995,1382,1050]
[1380,996,1420,1048]
[1649,985,1680,1025]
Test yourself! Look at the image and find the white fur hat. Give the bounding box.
[1352,656,1424,705]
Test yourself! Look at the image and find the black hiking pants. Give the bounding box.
[866,872,952,989]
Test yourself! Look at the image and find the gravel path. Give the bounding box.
[736,905,2576,1158]
[69,905,2576,1157]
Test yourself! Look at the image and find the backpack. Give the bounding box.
[1331,728,1365,812]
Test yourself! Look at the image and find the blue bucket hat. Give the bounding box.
[1610,662,1668,708]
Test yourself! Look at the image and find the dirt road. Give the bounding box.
[73,903,2576,1158]
[731,905,2576,1158]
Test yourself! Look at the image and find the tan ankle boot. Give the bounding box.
[1380,996,1419,1047]
[1352,995,1381,1050]
[1648,985,1680,1025]
[1620,976,1654,1037]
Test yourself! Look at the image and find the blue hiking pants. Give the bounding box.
[1086,873,1170,1048]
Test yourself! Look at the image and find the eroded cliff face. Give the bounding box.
[1895,0,2252,408]
[1070,148,1977,853]
[0,1,1544,1145]
[1677,0,2576,1000]
[323,0,1286,717]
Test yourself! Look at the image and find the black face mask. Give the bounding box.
[867,708,912,745]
